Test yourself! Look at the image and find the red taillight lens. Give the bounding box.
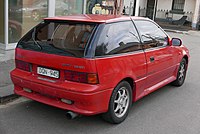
[65,71,87,83]
[65,70,98,84]
[16,60,31,72]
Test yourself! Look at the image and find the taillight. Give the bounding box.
[65,70,99,84]
[15,60,31,72]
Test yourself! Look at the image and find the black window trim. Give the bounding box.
[84,23,99,58]
[95,49,145,59]
[86,23,105,59]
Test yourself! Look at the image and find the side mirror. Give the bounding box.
[171,38,182,46]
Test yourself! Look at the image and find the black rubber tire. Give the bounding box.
[172,58,187,86]
[102,81,132,124]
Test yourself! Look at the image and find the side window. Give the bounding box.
[95,21,141,56]
[134,20,168,49]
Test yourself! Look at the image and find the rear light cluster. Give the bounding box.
[16,60,31,72]
[65,70,99,84]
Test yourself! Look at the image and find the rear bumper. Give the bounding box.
[11,70,113,115]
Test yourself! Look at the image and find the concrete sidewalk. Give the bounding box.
[0,51,18,103]
[164,29,200,36]
[0,30,199,103]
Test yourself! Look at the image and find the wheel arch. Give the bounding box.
[118,77,136,102]
[182,55,189,70]
[183,55,189,64]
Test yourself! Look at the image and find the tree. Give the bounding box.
[113,0,124,15]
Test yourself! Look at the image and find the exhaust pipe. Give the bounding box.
[66,111,79,119]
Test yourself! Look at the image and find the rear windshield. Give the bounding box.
[17,21,96,58]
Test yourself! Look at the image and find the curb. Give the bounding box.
[164,29,189,34]
[0,94,19,104]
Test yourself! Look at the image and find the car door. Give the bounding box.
[94,21,147,99]
[134,20,176,92]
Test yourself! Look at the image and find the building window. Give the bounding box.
[8,0,84,44]
[8,0,48,43]
[172,0,185,12]
[86,0,115,14]
[55,0,83,16]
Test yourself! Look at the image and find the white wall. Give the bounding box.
[139,0,147,9]
[123,0,147,16]
[155,0,196,13]
[157,0,173,11]
[184,0,195,13]
[124,0,133,7]
[156,0,195,22]
[123,0,197,22]
[124,0,147,8]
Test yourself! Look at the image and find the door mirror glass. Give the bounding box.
[172,38,182,46]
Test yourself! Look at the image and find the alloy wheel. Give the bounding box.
[113,87,129,118]
[178,62,186,83]
[171,58,187,86]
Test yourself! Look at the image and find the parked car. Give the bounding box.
[10,15,190,124]
[9,20,23,43]
[11,0,69,21]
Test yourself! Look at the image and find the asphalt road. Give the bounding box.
[1,32,200,134]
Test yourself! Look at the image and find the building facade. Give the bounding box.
[124,0,200,29]
[1,0,200,55]
[0,0,120,54]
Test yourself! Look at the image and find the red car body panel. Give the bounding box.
[10,15,190,115]
[45,14,145,23]
[11,49,113,115]
[95,51,147,101]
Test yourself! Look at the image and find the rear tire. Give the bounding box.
[102,81,132,124]
[172,58,187,86]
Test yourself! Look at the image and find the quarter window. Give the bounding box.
[134,20,168,49]
[95,21,141,56]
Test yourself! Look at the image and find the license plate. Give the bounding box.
[37,67,59,79]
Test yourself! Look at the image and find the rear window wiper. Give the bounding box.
[32,27,42,50]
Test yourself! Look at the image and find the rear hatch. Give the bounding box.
[15,20,99,85]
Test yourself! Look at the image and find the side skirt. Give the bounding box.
[134,76,176,101]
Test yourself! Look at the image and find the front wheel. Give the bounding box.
[102,81,132,124]
[172,58,187,86]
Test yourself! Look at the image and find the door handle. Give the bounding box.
[150,56,155,62]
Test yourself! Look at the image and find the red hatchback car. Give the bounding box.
[11,15,189,124]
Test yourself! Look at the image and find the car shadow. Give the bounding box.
[9,84,188,134]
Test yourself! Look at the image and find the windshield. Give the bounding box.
[17,21,96,58]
